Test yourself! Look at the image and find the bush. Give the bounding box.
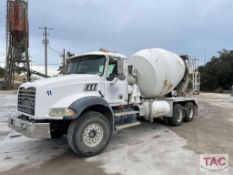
[0,66,4,78]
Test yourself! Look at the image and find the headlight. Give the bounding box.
[49,108,76,117]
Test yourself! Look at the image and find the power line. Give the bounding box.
[41,0,56,25]
[51,0,77,28]
[32,63,61,66]
[48,46,62,54]
[58,0,92,30]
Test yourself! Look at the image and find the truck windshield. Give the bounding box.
[66,55,106,76]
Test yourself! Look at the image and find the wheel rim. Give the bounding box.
[188,108,194,119]
[83,123,104,147]
[177,109,183,122]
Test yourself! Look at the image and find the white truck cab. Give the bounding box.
[9,49,198,157]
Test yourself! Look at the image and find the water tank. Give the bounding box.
[9,0,28,42]
[128,48,186,98]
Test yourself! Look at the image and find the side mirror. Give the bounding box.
[117,60,126,80]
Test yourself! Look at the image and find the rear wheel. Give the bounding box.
[183,102,195,122]
[168,104,184,126]
[67,111,112,157]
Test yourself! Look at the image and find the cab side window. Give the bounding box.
[106,59,118,81]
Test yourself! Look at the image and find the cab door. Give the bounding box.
[104,57,128,105]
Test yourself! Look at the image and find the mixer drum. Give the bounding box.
[128,48,186,98]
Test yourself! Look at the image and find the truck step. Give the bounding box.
[114,110,139,117]
[115,122,141,131]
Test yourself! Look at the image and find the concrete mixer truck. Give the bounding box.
[9,48,198,157]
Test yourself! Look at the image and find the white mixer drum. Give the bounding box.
[128,48,186,98]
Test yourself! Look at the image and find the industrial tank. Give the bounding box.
[128,48,186,98]
[9,0,28,42]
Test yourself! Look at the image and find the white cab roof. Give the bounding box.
[68,51,127,60]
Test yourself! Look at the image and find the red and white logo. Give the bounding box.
[200,154,229,172]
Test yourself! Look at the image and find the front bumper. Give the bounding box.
[8,115,51,139]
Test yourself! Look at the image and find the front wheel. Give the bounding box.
[67,111,112,157]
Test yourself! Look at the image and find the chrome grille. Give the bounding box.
[18,87,36,115]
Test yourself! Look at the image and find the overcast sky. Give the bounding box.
[0,0,233,66]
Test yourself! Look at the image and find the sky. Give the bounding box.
[0,0,233,72]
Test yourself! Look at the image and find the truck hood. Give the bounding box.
[20,74,100,89]
[18,74,101,120]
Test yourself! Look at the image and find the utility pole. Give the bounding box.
[63,49,66,74]
[204,48,207,65]
[39,26,53,76]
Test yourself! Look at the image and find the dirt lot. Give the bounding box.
[0,92,232,175]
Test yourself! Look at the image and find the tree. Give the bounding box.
[0,66,4,78]
[198,49,233,91]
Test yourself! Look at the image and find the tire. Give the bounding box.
[67,111,112,157]
[168,104,184,126]
[183,102,195,122]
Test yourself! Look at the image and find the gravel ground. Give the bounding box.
[0,92,232,175]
